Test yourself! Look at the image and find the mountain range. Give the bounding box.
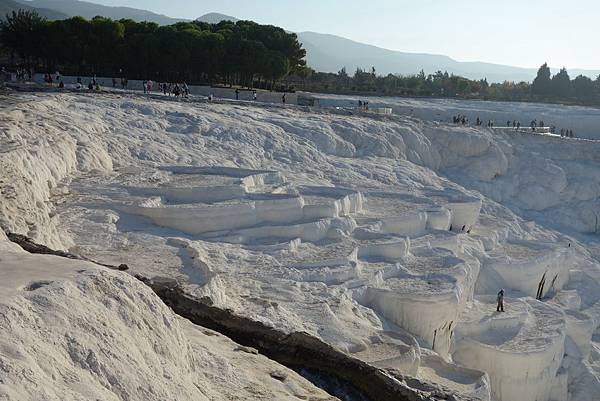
[4,0,600,82]
[11,0,184,24]
[1,0,67,20]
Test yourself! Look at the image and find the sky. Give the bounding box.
[89,0,599,70]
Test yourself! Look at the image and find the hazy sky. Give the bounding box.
[90,0,598,70]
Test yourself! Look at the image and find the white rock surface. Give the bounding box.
[2,91,600,401]
[0,237,337,401]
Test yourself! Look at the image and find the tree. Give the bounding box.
[0,10,46,65]
[532,63,552,97]
[572,74,595,102]
[551,67,572,98]
[0,14,306,86]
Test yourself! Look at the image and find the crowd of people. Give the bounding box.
[156,82,190,98]
[452,114,576,138]
[13,67,32,82]
[3,68,281,104]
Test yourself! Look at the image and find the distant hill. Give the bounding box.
[196,12,238,24]
[1,0,68,20]
[296,31,600,83]
[193,13,600,83]
[15,0,184,24]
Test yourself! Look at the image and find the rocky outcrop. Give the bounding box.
[142,277,471,401]
[5,232,128,270]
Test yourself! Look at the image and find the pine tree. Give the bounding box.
[551,67,572,98]
[532,63,552,96]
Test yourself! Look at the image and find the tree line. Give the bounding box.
[287,64,600,107]
[2,10,599,107]
[0,10,306,87]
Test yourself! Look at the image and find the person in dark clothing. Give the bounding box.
[235,89,239,100]
[497,289,505,312]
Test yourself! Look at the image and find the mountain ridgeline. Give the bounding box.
[7,0,183,24]
[0,0,67,20]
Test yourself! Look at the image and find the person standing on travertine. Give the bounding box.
[497,289,505,312]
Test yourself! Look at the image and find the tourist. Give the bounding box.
[235,89,239,100]
[497,289,505,312]
[282,93,286,104]
[253,90,257,101]
[507,120,511,127]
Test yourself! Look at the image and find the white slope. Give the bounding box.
[0,233,337,401]
[314,93,600,140]
[1,91,600,401]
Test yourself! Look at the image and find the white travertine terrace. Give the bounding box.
[2,92,600,400]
